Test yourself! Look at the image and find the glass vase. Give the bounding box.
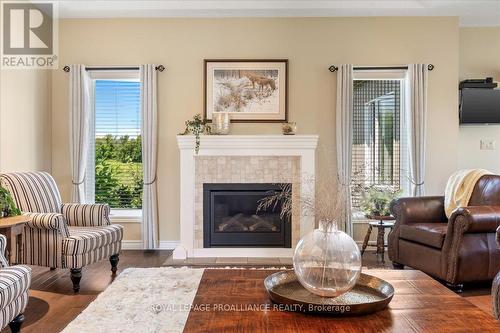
[212,112,230,135]
[293,220,362,297]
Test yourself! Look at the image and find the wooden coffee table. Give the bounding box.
[184,269,500,332]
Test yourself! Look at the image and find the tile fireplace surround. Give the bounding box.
[174,135,319,259]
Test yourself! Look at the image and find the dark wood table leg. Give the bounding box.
[361,225,373,255]
[14,232,22,264]
[376,226,385,263]
[0,228,12,262]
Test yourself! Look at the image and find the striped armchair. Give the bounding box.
[0,172,123,293]
[1,234,31,333]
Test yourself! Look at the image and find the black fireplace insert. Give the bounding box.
[203,183,291,248]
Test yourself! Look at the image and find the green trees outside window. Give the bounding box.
[95,134,142,209]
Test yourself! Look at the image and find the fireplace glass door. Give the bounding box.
[203,183,291,248]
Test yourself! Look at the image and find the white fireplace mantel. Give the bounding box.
[174,134,319,259]
[176,135,319,151]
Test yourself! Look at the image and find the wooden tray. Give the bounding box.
[264,271,394,316]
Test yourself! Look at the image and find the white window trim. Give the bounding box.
[353,69,407,80]
[88,69,140,81]
[86,69,143,221]
[110,208,142,223]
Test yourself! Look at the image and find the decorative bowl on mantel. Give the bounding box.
[282,122,297,135]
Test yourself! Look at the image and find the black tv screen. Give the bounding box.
[460,88,500,124]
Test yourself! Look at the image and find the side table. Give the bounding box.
[0,215,29,264]
[361,215,395,264]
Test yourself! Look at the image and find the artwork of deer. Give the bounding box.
[256,77,276,91]
[244,72,277,92]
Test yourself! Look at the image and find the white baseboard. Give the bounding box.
[121,240,180,250]
[159,241,180,250]
[121,240,142,250]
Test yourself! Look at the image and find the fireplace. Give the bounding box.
[203,183,292,248]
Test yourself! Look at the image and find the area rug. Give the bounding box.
[62,266,287,333]
[62,267,204,333]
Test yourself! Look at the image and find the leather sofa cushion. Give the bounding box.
[399,223,448,249]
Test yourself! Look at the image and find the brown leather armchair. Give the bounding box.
[388,175,500,292]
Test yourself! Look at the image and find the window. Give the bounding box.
[351,70,409,211]
[85,70,142,211]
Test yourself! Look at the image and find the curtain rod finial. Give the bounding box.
[427,64,434,71]
[63,66,70,72]
[329,65,338,72]
[155,65,165,72]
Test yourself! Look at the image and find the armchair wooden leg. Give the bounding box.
[70,268,82,293]
[8,313,24,333]
[446,282,464,293]
[50,267,56,271]
[110,254,119,274]
[392,262,404,270]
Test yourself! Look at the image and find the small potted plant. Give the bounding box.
[359,185,400,218]
[0,186,21,218]
[179,114,211,154]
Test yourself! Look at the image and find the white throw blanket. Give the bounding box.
[444,169,492,218]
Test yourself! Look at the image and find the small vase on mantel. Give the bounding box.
[293,219,361,297]
[211,112,231,135]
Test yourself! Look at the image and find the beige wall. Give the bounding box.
[51,17,460,242]
[458,27,500,173]
[0,70,52,172]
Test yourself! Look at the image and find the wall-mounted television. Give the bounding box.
[460,88,500,124]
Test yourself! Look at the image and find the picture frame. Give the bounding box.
[204,59,288,123]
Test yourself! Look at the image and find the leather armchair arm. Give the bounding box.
[449,206,500,234]
[61,203,111,227]
[24,212,70,238]
[388,196,447,263]
[0,234,8,267]
[442,206,500,283]
[390,196,447,225]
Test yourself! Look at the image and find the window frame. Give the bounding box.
[351,69,410,221]
[86,69,142,222]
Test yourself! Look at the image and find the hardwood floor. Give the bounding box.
[1,250,172,333]
[0,249,494,333]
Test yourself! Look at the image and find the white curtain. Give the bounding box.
[406,64,428,196]
[336,64,354,236]
[140,65,159,249]
[69,64,91,203]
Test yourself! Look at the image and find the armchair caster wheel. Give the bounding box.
[70,268,82,293]
[110,254,119,274]
[392,262,404,269]
[446,283,464,293]
[8,313,24,333]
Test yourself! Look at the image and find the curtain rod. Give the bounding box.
[328,64,434,72]
[62,65,165,72]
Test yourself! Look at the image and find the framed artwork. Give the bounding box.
[204,59,288,122]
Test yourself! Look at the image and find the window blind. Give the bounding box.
[351,79,401,208]
[93,79,142,209]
